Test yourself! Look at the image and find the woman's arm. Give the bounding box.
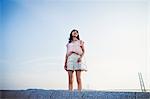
[80,40,85,58]
[65,54,68,64]
[64,54,68,70]
[77,40,85,62]
[64,44,68,70]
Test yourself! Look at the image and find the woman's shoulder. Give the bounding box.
[66,42,71,47]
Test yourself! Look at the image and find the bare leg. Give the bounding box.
[76,70,82,92]
[68,70,74,91]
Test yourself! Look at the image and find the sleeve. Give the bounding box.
[66,43,68,47]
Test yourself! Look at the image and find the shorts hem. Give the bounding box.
[66,69,87,72]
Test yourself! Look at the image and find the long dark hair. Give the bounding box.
[68,29,80,43]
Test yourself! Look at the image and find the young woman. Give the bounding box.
[64,29,86,92]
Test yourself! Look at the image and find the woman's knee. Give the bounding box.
[68,72,73,84]
[76,70,81,83]
[69,77,73,84]
[77,77,81,84]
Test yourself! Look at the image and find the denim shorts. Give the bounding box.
[67,53,87,71]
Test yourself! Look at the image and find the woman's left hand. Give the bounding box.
[77,57,82,63]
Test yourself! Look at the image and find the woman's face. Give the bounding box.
[72,31,78,37]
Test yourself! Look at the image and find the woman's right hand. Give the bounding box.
[64,63,67,71]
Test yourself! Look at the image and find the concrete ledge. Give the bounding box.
[1,89,150,99]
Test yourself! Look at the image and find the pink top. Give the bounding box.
[66,40,84,56]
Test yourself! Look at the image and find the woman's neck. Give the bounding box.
[72,37,78,41]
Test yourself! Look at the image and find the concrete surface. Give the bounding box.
[1,89,150,99]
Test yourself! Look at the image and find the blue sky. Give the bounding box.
[0,0,150,91]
